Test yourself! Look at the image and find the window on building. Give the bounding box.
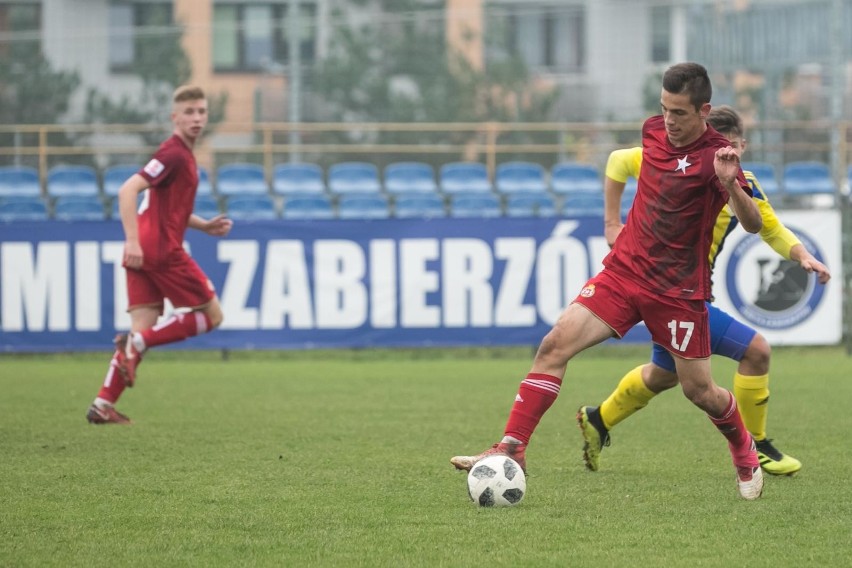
[0,3,41,59]
[486,4,585,73]
[212,2,316,73]
[651,6,671,63]
[108,1,175,72]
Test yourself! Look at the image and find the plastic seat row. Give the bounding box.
[0,162,605,199]
[0,191,609,222]
[215,161,602,197]
[186,192,603,220]
[0,160,840,204]
[0,164,210,199]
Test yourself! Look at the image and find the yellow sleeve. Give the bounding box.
[605,147,643,182]
[747,172,802,260]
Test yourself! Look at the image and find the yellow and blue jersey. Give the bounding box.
[605,147,801,268]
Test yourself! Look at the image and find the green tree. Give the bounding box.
[0,6,81,167]
[309,2,558,165]
[85,10,227,149]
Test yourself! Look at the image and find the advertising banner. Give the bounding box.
[0,211,840,351]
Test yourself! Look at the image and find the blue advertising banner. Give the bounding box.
[3,217,658,352]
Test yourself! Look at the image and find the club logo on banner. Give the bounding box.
[724,226,826,330]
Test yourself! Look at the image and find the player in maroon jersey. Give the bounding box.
[451,62,767,499]
[86,86,233,425]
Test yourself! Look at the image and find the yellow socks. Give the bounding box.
[733,373,769,441]
[599,365,658,430]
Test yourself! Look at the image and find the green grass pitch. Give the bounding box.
[2,345,851,567]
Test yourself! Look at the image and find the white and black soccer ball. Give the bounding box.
[467,455,526,507]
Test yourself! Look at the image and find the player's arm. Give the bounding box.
[750,184,831,284]
[758,202,831,282]
[118,174,150,269]
[715,147,761,233]
[603,176,626,247]
[189,213,233,237]
[790,243,831,284]
[603,147,641,247]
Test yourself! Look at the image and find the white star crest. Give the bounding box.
[675,155,691,174]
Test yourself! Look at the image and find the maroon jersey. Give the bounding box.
[136,135,198,270]
[603,115,750,300]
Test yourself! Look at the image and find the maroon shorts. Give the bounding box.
[573,269,710,359]
[126,252,215,313]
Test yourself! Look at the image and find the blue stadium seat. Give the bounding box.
[216,163,269,196]
[551,163,602,194]
[505,193,557,217]
[0,196,49,221]
[282,195,334,220]
[561,193,605,217]
[225,195,278,220]
[109,165,213,196]
[54,196,106,221]
[194,195,221,218]
[103,164,140,197]
[449,193,502,218]
[741,162,780,197]
[495,161,547,194]
[197,166,213,196]
[384,162,438,194]
[328,162,381,194]
[782,161,836,196]
[394,194,446,218]
[440,162,492,194]
[0,165,41,198]
[273,163,326,196]
[338,194,390,219]
[46,165,99,198]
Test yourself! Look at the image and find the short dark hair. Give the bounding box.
[706,105,744,138]
[173,86,205,103]
[662,62,712,109]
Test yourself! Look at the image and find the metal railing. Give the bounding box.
[1,120,849,189]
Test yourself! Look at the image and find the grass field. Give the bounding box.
[2,345,852,567]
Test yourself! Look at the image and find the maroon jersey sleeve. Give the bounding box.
[135,136,199,270]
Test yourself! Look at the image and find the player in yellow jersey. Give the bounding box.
[577,105,831,475]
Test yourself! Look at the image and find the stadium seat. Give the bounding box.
[0,196,49,221]
[0,165,41,198]
[561,193,605,217]
[46,165,99,198]
[328,162,381,194]
[54,196,106,221]
[216,163,269,196]
[282,195,335,220]
[782,161,836,196]
[394,194,446,218]
[505,193,557,217]
[338,194,391,219]
[194,195,221,218]
[225,195,278,220]
[495,161,548,194]
[197,166,213,196]
[741,162,780,197]
[440,162,492,194]
[384,162,438,194]
[551,163,602,194]
[102,164,140,197]
[449,193,502,218]
[272,162,326,195]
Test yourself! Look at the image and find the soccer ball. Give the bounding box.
[467,455,526,507]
